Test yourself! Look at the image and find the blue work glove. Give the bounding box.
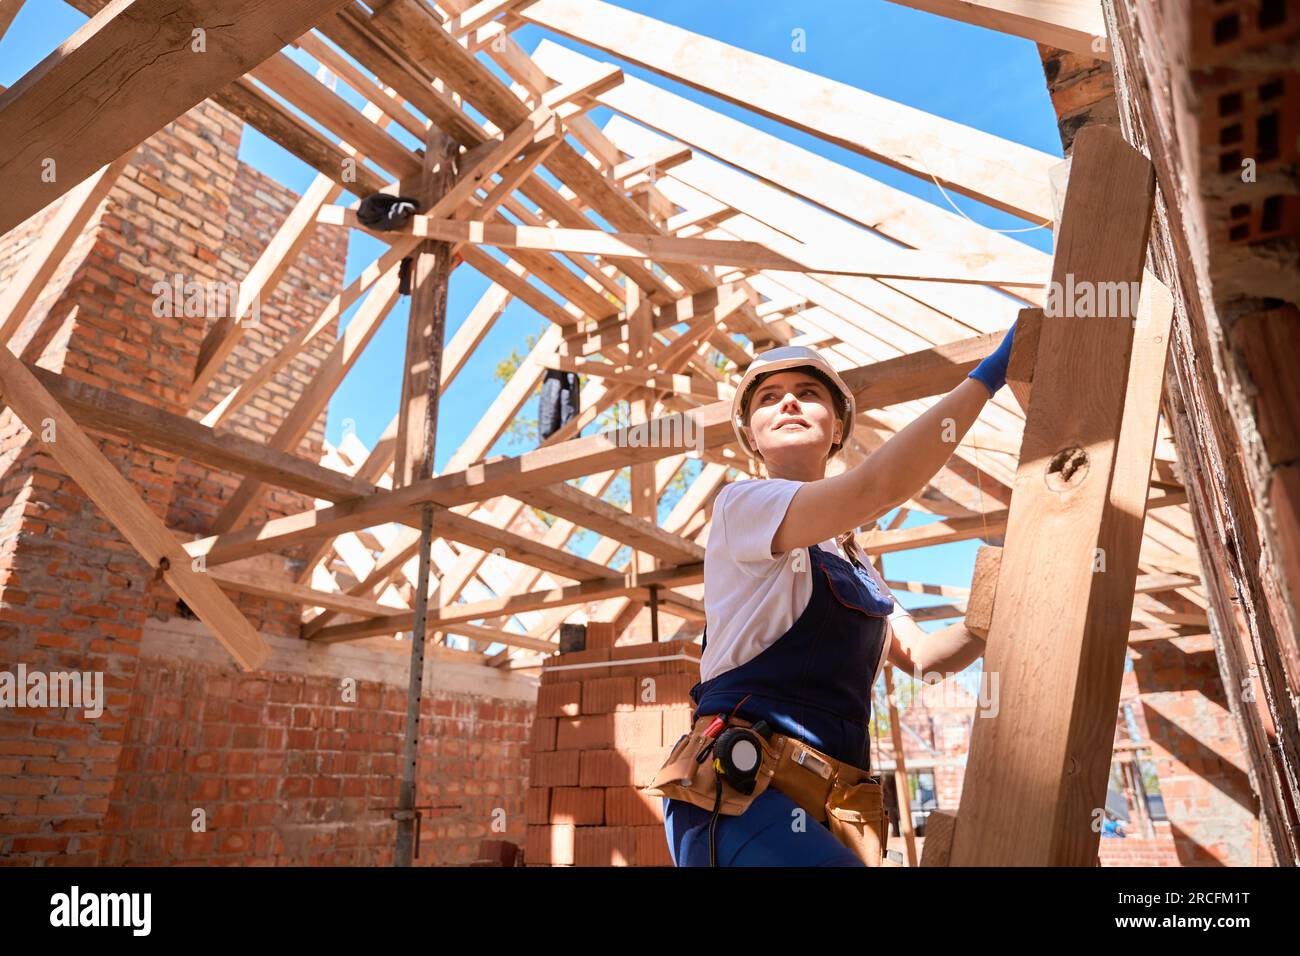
[967,321,1017,396]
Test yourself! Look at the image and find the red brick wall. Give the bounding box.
[1097,822,1184,866]
[98,640,533,865]
[526,629,698,866]
[0,97,534,866]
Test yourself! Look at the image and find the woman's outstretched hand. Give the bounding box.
[967,321,1017,397]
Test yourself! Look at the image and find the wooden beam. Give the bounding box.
[25,363,377,503]
[191,174,343,401]
[0,0,355,236]
[395,129,461,489]
[0,153,133,345]
[310,561,705,643]
[200,237,420,427]
[532,39,1050,304]
[0,0,25,44]
[883,1,1108,59]
[513,481,704,567]
[210,77,387,198]
[181,333,1009,565]
[0,344,270,670]
[293,31,427,139]
[247,52,421,180]
[518,0,1058,222]
[948,125,1155,867]
[210,268,404,533]
[321,207,1049,285]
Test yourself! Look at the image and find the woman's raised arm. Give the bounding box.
[770,324,1016,555]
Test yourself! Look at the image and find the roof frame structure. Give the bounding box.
[0,1,1205,725]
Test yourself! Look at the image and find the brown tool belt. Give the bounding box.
[642,713,892,866]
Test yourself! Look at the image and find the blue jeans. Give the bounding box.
[662,791,865,866]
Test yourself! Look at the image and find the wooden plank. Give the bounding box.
[0,344,270,670]
[1059,277,1176,863]
[964,545,1003,639]
[191,174,342,401]
[321,206,1048,286]
[210,77,388,198]
[1006,306,1043,413]
[919,809,957,866]
[395,129,461,490]
[181,333,1012,565]
[519,0,1058,222]
[531,40,1049,303]
[293,31,428,139]
[211,267,404,532]
[948,125,1155,866]
[0,153,133,344]
[200,237,420,427]
[248,52,422,180]
[26,363,376,503]
[310,561,705,643]
[883,0,1108,58]
[0,0,355,235]
[210,565,408,618]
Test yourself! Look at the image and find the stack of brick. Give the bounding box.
[525,623,701,866]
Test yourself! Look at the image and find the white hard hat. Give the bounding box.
[731,345,856,459]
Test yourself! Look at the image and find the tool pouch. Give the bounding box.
[824,776,889,867]
[641,729,779,816]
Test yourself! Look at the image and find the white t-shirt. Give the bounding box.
[700,477,898,686]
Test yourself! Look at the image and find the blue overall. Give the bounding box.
[662,543,894,866]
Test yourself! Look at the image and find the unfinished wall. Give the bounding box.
[101,619,534,865]
[0,98,535,865]
[526,627,696,866]
[1100,0,1300,866]
[1033,11,1286,866]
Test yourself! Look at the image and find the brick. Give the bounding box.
[555,711,662,750]
[581,676,637,714]
[549,647,611,680]
[526,824,575,865]
[605,786,663,826]
[574,825,637,866]
[636,673,697,709]
[660,707,694,745]
[525,787,550,825]
[531,750,580,787]
[636,825,674,867]
[535,682,581,718]
[585,621,616,649]
[528,717,557,753]
[579,749,635,787]
[550,787,605,825]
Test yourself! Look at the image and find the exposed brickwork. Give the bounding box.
[1102,0,1299,865]
[526,629,698,866]
[99,651,532,865]
[1033,15,1273,867]
[0,97,533,867]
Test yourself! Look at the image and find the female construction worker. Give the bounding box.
[651,324,1016,867]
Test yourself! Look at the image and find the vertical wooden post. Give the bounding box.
[626,281,657,624]
[882,665,919,866]
[948,125,1156,866]
[394,129,459,868]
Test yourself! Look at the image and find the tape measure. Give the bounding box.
[712,720,771,795]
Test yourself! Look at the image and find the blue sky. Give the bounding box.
[3,2,1063,635]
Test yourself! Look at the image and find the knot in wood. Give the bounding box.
[1045,446,1089,492]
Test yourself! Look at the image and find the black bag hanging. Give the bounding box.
[357,193,421,232]
[538,369,580,441]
